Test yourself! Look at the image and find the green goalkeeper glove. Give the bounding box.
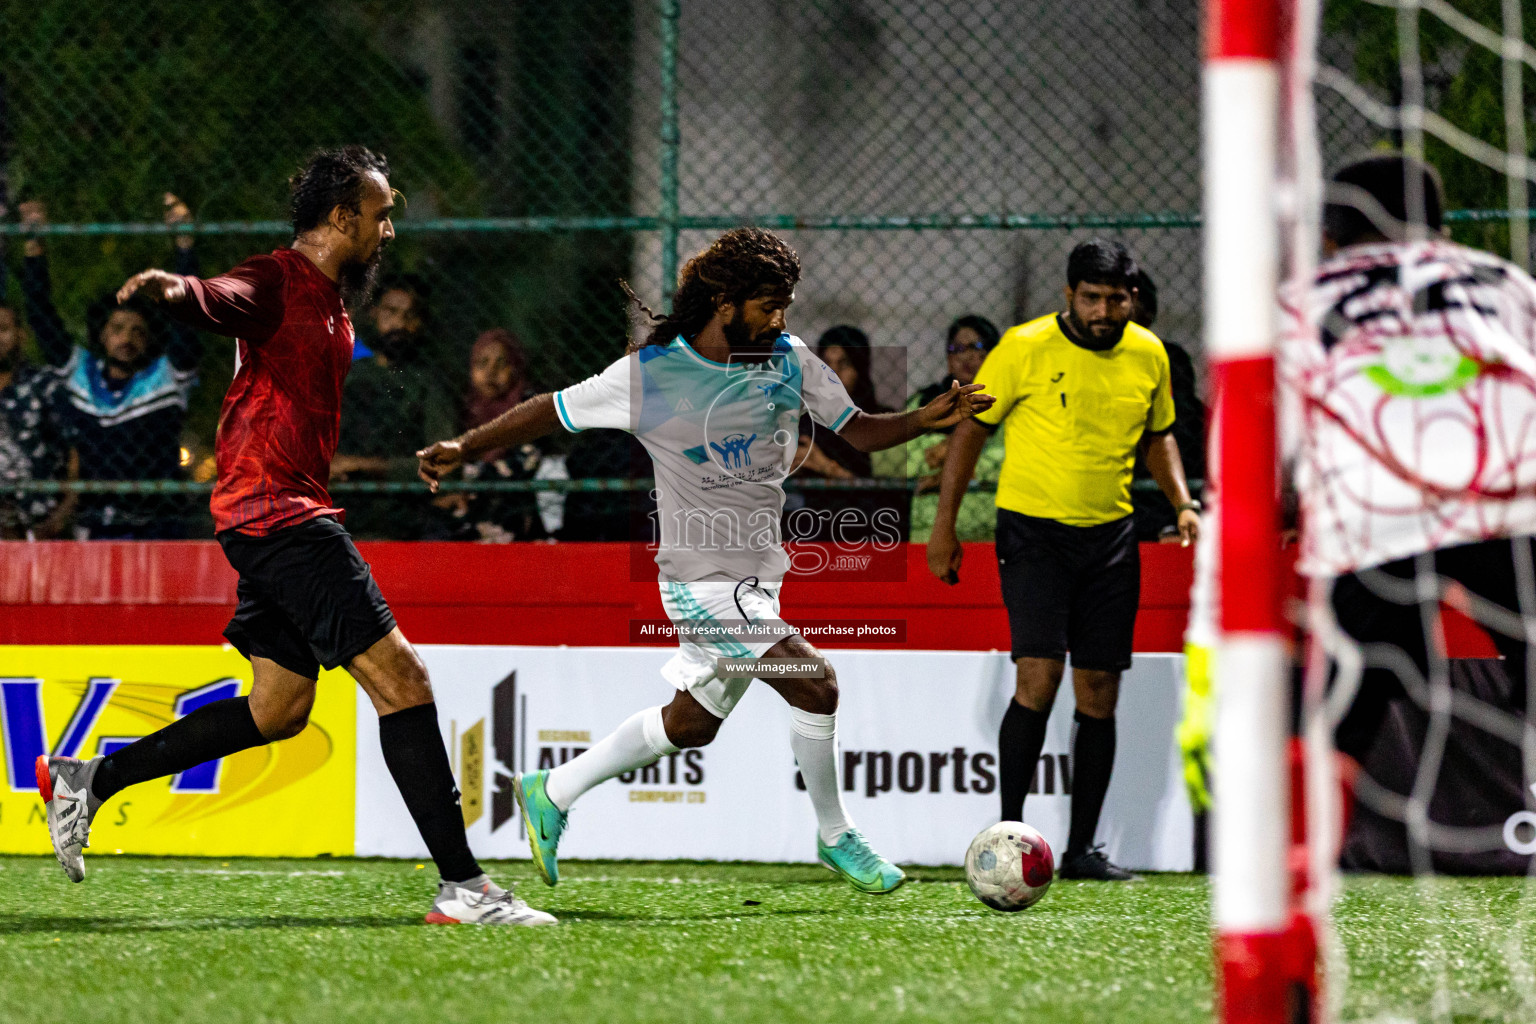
[1177,640,1214,814]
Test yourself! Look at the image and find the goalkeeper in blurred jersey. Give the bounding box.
[1179,153,1536,809]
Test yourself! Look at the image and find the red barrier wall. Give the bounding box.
[0,540,1494,656]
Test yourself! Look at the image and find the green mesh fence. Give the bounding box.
[0,0,1526,540]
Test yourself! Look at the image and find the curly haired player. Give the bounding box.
[36,146,553,926]
[418,227,994,893]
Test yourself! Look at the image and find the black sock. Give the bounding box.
[1066,710,1116,857]
[379,702,481,883]
[91,696,267,803]
[998,698,1051,822]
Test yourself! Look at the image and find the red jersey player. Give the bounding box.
[35,146,553,926]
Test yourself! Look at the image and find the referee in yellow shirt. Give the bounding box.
[928,240,1200,881]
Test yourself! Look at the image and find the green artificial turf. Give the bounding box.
[0,857,1531,1023]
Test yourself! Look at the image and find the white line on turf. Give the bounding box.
[133,868,348,877]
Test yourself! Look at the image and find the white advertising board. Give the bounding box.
[355,647,1193,870]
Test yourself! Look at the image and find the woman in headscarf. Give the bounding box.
[429,328,554,540]
[790,325,906,543]
[796,325,889,479]
[465,328,533,459]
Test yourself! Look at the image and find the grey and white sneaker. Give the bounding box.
[35,755,104,883]
[425,875,557,926]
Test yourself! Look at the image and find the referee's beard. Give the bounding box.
[1062,309,1128,351]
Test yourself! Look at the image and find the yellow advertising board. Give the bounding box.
[0,647,354,856]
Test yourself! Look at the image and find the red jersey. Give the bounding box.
[170,248,354,535]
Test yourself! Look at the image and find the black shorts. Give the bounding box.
[995,509,1140,672]
[1330,536,1532,760]
[218,515,397,680]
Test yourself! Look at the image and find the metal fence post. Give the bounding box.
[659,0,681,309]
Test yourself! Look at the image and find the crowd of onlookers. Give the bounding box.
[0,213,1203,543]
[0,197,203,539]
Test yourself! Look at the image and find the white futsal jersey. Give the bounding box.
[1280,240,1536,577]
[554,333,859,584]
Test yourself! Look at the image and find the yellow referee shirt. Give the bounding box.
[974,313,1174,526]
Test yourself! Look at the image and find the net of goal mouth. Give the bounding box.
[1203,0,1535,1021]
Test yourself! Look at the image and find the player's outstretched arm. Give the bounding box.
[838,380,994,453]
[925,418,991,584]
[116,269,189,305]
[416,392,561,492]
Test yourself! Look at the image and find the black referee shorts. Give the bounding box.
[995,509,1140,672]
[1330,536,1532,761]
[217,515,397,680]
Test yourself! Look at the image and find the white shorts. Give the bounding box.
[658,578,796,719]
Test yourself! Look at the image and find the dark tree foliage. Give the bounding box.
[1323,0,1534,259]
[0,0,633,447]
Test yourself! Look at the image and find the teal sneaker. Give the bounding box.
[817,828,907,894]
[513,770,568,887]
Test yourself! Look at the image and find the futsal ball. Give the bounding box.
[964,821,1054,912]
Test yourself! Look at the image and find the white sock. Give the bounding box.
[790,707,853,846]
[544,705,678,812]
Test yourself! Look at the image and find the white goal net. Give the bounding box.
[1212,0,1536,1022]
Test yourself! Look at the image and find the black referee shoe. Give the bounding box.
[1058,846,1140,882]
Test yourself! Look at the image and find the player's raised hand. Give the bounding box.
[18,199,47,232]
[19,199,47,258]
[117,269,188,305]
[416,439,466,492]
[164,192,195,249]
[917,380,994,431]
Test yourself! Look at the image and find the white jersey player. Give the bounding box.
[418,228,993,892]
[1279,154,1536,761]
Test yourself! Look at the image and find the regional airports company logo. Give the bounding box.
[449,671,709,836]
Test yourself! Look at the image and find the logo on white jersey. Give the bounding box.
[710,433,758,469]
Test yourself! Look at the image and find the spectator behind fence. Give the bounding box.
[0,293,77,538]
[352,270,424,361]
[790,325,906,543]
[19,196,202,538]
[905,315,1005,542]
[427,328,560,541]
[1128,270,1206,541]
[559,430,652,542]
[333,272,457,538]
